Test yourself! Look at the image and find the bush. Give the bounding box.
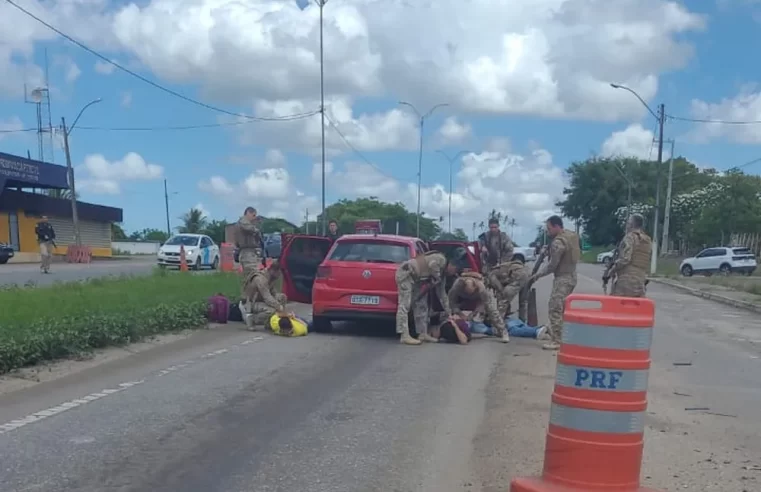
[0,270,242,374]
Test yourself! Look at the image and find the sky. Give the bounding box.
[2,0,761,245]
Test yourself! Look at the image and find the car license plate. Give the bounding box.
[350,295,380,306]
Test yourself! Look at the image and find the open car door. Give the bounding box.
[280,234,333,304]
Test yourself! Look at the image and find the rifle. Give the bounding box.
[602,245,620,294]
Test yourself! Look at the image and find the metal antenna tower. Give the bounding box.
[23,50,55,164]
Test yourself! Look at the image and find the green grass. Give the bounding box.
[0,270,244,374]
[581,245,614,264]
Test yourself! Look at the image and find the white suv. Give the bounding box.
[679,247,757,277]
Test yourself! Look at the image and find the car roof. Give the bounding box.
[336,234,417,244]
[175,233,203,237]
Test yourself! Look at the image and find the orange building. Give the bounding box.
[0,152,123,263]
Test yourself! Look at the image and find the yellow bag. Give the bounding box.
[269,314,308,337]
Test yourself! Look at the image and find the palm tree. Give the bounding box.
[179,207,209,233]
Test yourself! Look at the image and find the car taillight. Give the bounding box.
[316,266,332,279]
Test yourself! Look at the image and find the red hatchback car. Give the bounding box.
[279,233,482,332]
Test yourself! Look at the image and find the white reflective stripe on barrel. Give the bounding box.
[563,322,653,350]
[555,363,650,392]
[549,403,645,434]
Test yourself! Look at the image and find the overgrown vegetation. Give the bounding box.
[0,271,242,374]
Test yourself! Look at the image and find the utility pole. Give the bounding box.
[651,103,665,275]
[61,117,81,246]
[316,0,328,237]
[305,209,310,235]
[164,179,171,237]
[399,101,448,237]
[661,139,676,257]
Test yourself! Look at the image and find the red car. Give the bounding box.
[279,233,482,332]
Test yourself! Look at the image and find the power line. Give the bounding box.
[4,0,317,121]
[667,114,761,125]
[0,127,38,133]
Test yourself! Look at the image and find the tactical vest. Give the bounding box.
[413,250,444,279]
[235,218,261,250]
[628,231,652,271]
[553,230,580,275]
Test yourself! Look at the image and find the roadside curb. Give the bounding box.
[648,277,761,314]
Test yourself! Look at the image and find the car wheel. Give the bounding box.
[193,256,202,271]
[719,263,731,275]
[602,257,611,266]
[681,265,693,277]
[211,256,219,270]
[311,316,333,333]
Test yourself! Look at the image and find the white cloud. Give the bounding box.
[436,116,472,145]
[94,60,116,75]
[194,202,210,219]
[263,149,286,167]
[601,124,655,159]
[54,55,81,84]
[77,152,164,194]
[0,116,24,141]
[688,88,761,143]
[311,161,334,182]
[121,91,132,108]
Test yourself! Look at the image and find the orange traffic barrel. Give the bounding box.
[220,243,235,272]
[511,294,660,492]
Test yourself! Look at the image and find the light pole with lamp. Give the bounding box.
[315,0,329,236]
[398,101,449,237]
[609,83,664,275]
[61,98,102,246]
[436,149,470,234]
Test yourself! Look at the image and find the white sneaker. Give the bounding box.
[536,325,548,340]
[501,332,510,343]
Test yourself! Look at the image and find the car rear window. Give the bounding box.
[329,241,410,263]
[732,247,754,255]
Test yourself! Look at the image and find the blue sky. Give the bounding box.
[2,0,761,245]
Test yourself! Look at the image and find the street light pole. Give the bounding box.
[399,101,449,237]
[316,0,328,237]
[61,98,102,246]
[436,149,470,234]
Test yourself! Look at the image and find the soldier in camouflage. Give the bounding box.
[479,217,514,274]
[395,250,459,345]
[241,260,289,330]
[532,215,580,351]
[236,206,263,278]
[608,214,652,298]
[487,259,530,319]
[449,271,510,343]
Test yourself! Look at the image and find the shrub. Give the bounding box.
[0,271,242,374]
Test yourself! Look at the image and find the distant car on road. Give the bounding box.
[158,234,220,270]
[597,250,615,265]
[511,244,536,263]
[0,243,15,265]
[278,233,482,333]
[679,246,757,277]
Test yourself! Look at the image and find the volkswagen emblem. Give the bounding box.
[362,270,372,279]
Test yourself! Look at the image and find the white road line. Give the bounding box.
[0,336,267,436]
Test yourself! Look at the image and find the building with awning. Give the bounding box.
[0,151,123,262]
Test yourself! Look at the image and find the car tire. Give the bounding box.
[311,316,333,333]
[681,265,693,277]
[193,256,202,271]
[719,263,731,275]
[211,256,219,270]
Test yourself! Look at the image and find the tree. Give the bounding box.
[437,228,469,241]
[202,219,229,244]
[178,207,208,233]
[111,223,127,240]
[260,217,298,234]
[315,197,442,240]
[129,228,169,242]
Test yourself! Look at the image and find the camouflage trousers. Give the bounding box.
[548,273,577,344]
[494,283,522,318]
[611,272,647,297]
[395,268,429,338]
[481,289,506,337]
[239,248,262,293]
[247,293,288,328]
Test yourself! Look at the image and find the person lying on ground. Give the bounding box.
[429,316,472,345]
[268,313,309,337]
[462,310,549,340]
[448,271,509,343]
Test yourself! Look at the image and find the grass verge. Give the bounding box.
[0,270,243,374]
[581,246,613,264]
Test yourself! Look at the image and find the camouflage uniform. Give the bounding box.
[480,231,514,274]
[395,251,451,345]
[235,216,263,278]
[242,268,287,330]
[536,230,580,349]
[609,229,652,298]
[450,272,509,342]
[487,260,529,318]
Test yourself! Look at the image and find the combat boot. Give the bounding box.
[400,326,421,345]
[542,341,560,351]
[501,331,510,343]
[418,332,438,343]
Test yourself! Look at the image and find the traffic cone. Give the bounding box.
[179,245,189,272]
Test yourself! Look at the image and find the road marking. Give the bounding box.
[0,335,268,436]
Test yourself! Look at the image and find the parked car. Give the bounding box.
[597,250,616,265]
[679,246,757,277]
[278,233,481,333]
[157,233,220,270]
[264,233,282,259]
[511,243,536,263]
[0,243,15,265]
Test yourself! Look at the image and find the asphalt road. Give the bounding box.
[0,257,194,287]
[0,263,759,491]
